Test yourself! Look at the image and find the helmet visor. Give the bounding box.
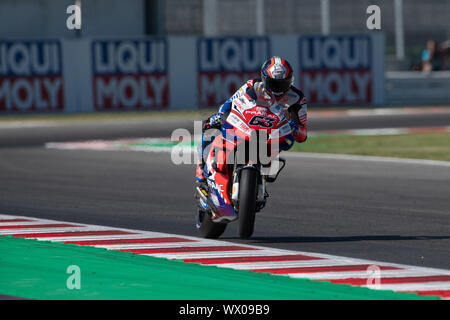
[265,77,292,95]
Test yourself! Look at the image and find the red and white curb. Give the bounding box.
[1,214,450,299]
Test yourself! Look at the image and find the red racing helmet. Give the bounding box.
[261,56,294,97]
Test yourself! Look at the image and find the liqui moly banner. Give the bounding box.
[298,35,375,105]
[0,40,64,113]
[197,37,270,108]
[92,39,169,110]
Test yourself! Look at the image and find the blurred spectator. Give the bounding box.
[439,40,450,70]
[421,40,441,72]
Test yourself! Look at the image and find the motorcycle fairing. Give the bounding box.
[205,153,238,222]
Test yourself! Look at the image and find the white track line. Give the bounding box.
[211,259,369,270]
[366,282,450,292]
[287,269,447,280]
[139,251,265,259]
[41,234,197,242]
[0,226,105,235]
[0,221,53,226]
[87,241,251,250]
[164,250,289,260]
[285,152,450,167]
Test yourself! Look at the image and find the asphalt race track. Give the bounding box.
[2,111,450,148]
[0,111,449,272]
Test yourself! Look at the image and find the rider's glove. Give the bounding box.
[209,113,224,128]
[202,119,211,131]
[288,120,299,133]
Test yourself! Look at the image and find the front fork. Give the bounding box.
[231,165,268,213]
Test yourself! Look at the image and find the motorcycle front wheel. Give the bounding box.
[238,167,258,239]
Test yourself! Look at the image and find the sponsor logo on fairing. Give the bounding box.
[0,40,63,113]
[197,37,270,108]
[92,39,169,110]
[298,35,372,105]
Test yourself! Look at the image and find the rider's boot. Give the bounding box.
[195,148,208,193]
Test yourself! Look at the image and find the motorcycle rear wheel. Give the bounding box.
[238,167,258,239]
[197,210,227,239]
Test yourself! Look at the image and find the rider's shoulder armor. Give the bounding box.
[280,86,307,108]
[229,78,261,102]
[242,79,260,98]
[277,86,308,124]
[246,78,262,88]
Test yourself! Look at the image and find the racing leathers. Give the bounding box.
[196,78,308,182]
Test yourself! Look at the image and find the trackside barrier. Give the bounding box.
[0,33,385,114]
[386,71,450,106]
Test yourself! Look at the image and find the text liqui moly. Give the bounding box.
[298,35,373,105]
[0,40,63,113]
[197,37,270,108]
[92,39,169,110]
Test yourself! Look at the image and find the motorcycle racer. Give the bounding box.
[196,56,308,187]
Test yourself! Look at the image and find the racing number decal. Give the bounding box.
[249,116,276,128]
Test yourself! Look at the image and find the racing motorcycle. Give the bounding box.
[195,93,297,239]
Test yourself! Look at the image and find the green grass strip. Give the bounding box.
[0,236,435,300]
[290,133,450,162]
